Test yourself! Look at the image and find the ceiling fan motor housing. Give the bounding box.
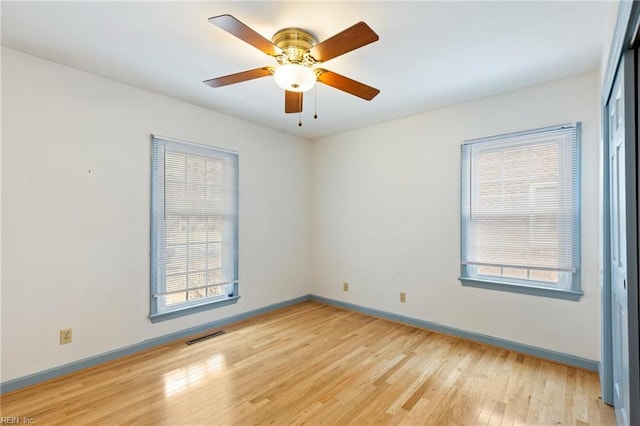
[272,28,318,66]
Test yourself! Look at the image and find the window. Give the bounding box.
[150,136,239,322]
[459,124,582,300]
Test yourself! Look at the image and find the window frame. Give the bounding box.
[150,135,240,323]
[459,123,583,301]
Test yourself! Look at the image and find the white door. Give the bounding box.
[609,57,630,426]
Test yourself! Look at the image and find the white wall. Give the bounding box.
[311,72,601,360]
[1,44,604,384]
[601,0,621,86]
[1,48,311,382]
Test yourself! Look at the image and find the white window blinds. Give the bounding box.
[151,136,239,317]
[460,124,579,290]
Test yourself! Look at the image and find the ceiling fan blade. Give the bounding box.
[204,67,273,88]
[285,91,303,113]
[316,69,380,101]
[309,22,379,63]
[208,14,283,57]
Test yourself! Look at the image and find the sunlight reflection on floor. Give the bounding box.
[163,353,226,397]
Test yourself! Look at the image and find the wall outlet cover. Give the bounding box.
[60,328,72,345]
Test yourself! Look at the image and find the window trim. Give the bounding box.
[459,278,583,301]
[150,135,240,323]
[459,123,583,301]
[149,295,241,323]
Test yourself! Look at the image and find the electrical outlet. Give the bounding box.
[60,328,72,345]
[400,292,406,303]
[343,282,349,292]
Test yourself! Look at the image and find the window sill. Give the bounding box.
[149,295,241,323]
[459,277,583,301]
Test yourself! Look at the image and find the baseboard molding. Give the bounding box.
[2,293,599,394]
[0,295,311,395]
[310,294,599,372]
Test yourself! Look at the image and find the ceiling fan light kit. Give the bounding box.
[204,14,380,123]
[274,64,316,92]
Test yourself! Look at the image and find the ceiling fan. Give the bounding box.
[204,15,380,122]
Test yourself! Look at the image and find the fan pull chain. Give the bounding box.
[314,84,318,119]
[298,93,303,126]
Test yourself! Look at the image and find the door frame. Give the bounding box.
[601,2,640,423]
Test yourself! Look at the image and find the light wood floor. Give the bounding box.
[1,301,614,425]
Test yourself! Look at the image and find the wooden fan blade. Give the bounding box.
[309,22,379,62]
[285,91,303,113]
[316,69,380,101]
[204,67,273,88]
[208,14,282,57]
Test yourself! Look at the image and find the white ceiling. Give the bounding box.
[1,1,611,139]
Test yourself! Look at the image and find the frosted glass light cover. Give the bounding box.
[274,64,316,92]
